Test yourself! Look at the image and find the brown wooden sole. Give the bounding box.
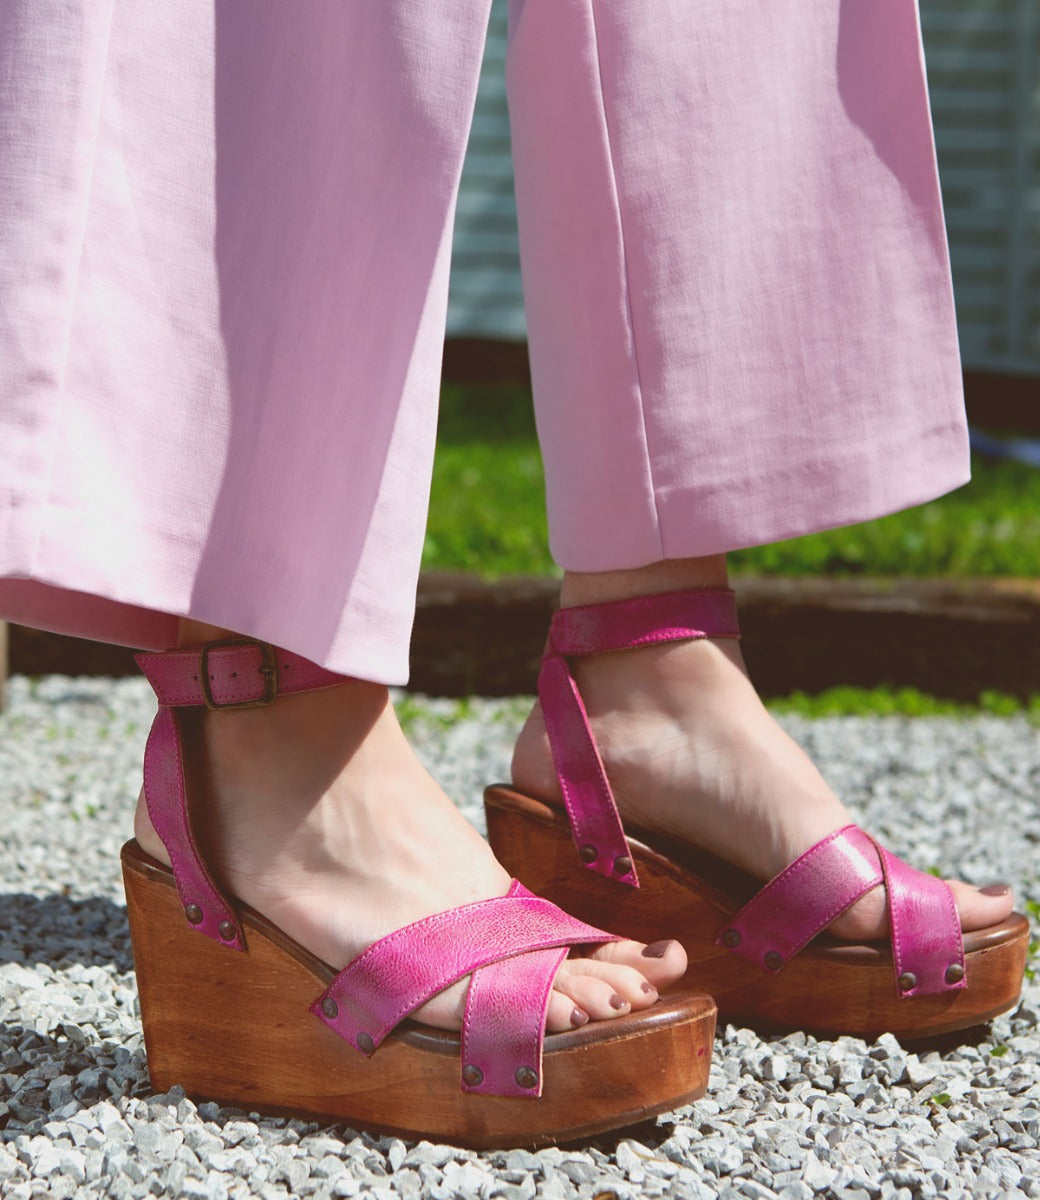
[121,840,716,1148]
[484,786,1030,1042]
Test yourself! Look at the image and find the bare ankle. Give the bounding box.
[560,555,729,608]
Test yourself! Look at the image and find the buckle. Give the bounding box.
[200,640,279,710]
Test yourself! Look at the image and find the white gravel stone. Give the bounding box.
[0,678,1038,1198]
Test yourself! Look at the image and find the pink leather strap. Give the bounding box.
[461,945,569,1096]
[540,590,740,887]
[135,641,346,949]
[716,825,966,996]
[312,880,617,1096]
[141,706,244,948]
[876,841,966,996]
[137,641,345,708]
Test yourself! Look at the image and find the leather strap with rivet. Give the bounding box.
[715,825,966,996]
[135,641,346,950]
[538,589,741,888]
[311,879,619,1096]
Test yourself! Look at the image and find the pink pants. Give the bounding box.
[0,1,967,683]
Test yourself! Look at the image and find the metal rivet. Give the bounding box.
[357,1032,375,1054]
[721,929,741,949]
[218,920,237,942]
[764,951,784,973]
[184,904,203,926]
[514,1066,538,1090]
[321,997,338,1019]
[898,972,917,992]
[579,845,598,864]
[613,855,632,876]
[462,1064,483,1088]
[945,963,965,985]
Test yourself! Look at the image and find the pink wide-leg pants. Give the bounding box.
[0,1,967,683]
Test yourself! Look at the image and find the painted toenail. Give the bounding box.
[642,940,674,958]
[641,981,656,995]
[571,1007,589,1027]
[609,994,628,1011]
[980,883,1011,896]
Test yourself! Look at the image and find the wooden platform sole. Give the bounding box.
[122,840,716,1148]
[485,787,1030,1042]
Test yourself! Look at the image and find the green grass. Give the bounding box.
[766,686,1040,721]
[423,385,1040,578]
[423,384,550,577]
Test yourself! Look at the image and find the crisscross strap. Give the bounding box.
[715,825,966,996]
[312,880,618,1096]
[135,642,346,948]
[540,590,740,887]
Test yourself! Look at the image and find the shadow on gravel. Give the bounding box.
[567,1115,674,1155]
[0,1024,150,1132]
[0,893,133,971]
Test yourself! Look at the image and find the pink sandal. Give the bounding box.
[121,639,716,1148]
[485,590,1029,1039]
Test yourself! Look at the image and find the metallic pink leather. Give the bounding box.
[140,704,244,949]
[875,840,966,996]
[716,826,883,970]
[716,825,966,997]
[312,880,617,1096]
[539,590,740,885]
[136,642,346,709]
[461,944,569,1097]
[137,641,621,1098]
[540,591,966,1001]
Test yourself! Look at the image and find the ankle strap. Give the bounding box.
[546,589,740,657]
[134,640,346,951]
[136,640,346,709]
[539,589,740,889]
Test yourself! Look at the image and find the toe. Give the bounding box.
[587,936,688,990]
[554,956,659,1014]
[545,991,592,1033]
[947,878,1015,933]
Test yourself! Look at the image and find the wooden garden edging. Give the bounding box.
[3,576,1040,705]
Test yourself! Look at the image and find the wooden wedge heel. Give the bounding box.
[485,590,1030,1041]
[123,639,717,1148]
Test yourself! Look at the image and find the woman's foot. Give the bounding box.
[510,559,1015,944]
[133,625,688,1035]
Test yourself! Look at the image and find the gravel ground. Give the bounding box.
[0,675,1037,1200]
